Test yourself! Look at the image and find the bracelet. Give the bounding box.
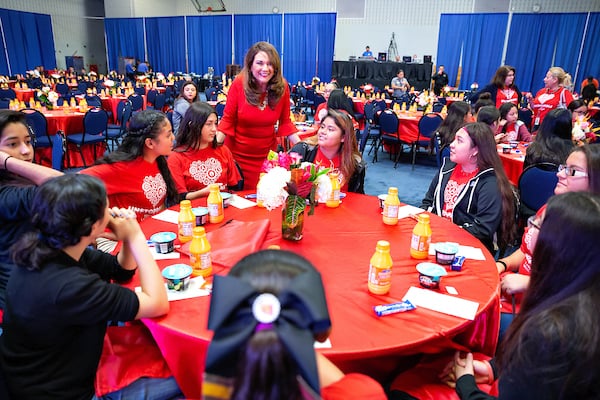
[497,260,508,273]
[483,360,495,385]
[3,155,12,171]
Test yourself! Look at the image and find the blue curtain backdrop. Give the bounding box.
[461,14,508,90]
[145,16,186,73]
[437,14,468,88]
[0,8,55,75]
[233,14,282,66]
[437,13,507,90]
[506,13,586,93]
[104,18,145,72]
[283,13,336,85]
[186,15,232,76]
[579,13,600,88]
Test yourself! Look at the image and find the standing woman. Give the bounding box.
[168,102,242,200]
[530,66,574,130]
[0,110,62,309]
[81,110,179,222]
[217,41,300,189]
[474,65,522,109]
[421,122,516,253]
[172,81,199,134]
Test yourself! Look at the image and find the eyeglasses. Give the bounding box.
[527,215,542,231]
[558,164,588,178]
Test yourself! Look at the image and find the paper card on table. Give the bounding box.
[403,286,478,320]
[314,338,332,349]
[150,246,180,260]
[151,209,179,224]
[429,243,485,261]
[135,276,210,302]
[398,204,424,219]
[229,194,257,209]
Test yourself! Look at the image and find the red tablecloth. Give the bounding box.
[100,96,128,123]
[135,193,500,398]
[35,109,106,168]
[14,88,34,103]
[497,143,526,185]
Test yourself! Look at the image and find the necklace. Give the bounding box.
[258,92,268,111]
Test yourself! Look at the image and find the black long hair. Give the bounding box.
[10,174,107,270]
[498,192,600,398]
[525,108,573,167]
[93,110,179,206]
[174,102,218,151]
[0,110,33,186]
[437,101,470,147]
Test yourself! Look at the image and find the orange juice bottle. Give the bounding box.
[382,187,400,225]
[178,200,195,243]
[410,214,432,259]
[368,240,393,295]
[189,227,212,278]
[256,172,266,208]
[326,170,341,208]
[207,183,224,223]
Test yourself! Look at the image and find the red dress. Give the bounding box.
[218,75,297,189]
[167,145,241,194]
[532,86,573,127]
[81,158,167,222]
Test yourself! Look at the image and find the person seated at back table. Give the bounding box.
[391,70,410,100]
[476,105,504,143]
[496,102,532,143]
[435,101,472,150]
[290,109,366,194]
[568,98,597,145]
[314,82,338,124]
[315,89,359,131]
[421,122,516,254]
[523,108,573,169]
[0,174,182,400]
[202,249,387,400]
[362,45,374,58]
[168,102,242,199]
[172,81,199,134]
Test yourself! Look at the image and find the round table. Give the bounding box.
[135,193,500,398]
[497,142,527,185]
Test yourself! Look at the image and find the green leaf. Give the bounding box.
[284,195,306,225]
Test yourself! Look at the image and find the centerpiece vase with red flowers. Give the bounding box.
[281,181,307,241]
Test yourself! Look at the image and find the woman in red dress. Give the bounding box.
[217,42,300,189]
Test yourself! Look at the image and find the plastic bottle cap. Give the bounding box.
[193,226,206,235]
[376,240,390,250]
[388,187,398,195]
[180,199,191,207]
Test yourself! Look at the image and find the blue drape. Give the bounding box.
[104,18,144,72]
[186,15,232,76]
[506,13,586,92]
[579,13,600,88]
[437,14,468,88]
[145,16,186,73]
[283,13,336,85]
[0,8,55,75]
[461,14,508,90]
[233,14,282,66]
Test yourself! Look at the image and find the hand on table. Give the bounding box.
[501,273,530,295]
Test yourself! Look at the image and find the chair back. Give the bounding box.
[417,113,443,141]
[147,89,158,105]
[84,95,102,108]
[54,83,69,96]
[83,108,109,136]
[153,93,166,111]
[363,102,376,122]
[306,88,316,103]
[164,85,174,105]
[432,102,445,113]
[518,108,533,130]
[166,110,174,128]
[518,163,559,212]
[379,110,399,135]
[433,133,450,167]
[51,131,65,170]
[0,88,16,100]
[77,81,89,93]
[120,101,133,127]
[205,87,217,101]
[128,94,143,111]
[0,99,9,109]
[215,102,226,118]
[372,99,387,113]
[21,108,49,147]
[134,86,146,96]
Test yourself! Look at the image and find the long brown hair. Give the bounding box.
[322,109,361,187]
[465,122,517,248]
[241,41,286,109]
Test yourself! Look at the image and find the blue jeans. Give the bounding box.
[92,377,182,400]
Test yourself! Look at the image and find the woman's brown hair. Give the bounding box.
[241,41,286,109]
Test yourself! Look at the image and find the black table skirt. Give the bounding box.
[331,61,433,91]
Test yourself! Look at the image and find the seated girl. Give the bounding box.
[420,122,516,254]
[202,249,386,400]
[290,109,366,194]
[168,102,242,199]
[496,102,532,143]
[81,110,179,222]
[0,174,181,399]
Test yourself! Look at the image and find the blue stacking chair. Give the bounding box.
[412,113,443,169]
[360,102,381,156]
[128,93,144,112]
[152,93,166,112]
[215,102,226,118]
[518,162,558,221]
[0,88,16,100]
[84,94,102,108]
[146,89,158,108]
[374,110,404,166]
[106,100,132,151]
[22,108,52,151]
[65,108,108,167]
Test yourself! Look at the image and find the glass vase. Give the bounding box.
[281,194,306,241]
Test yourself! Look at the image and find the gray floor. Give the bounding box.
[361,142,438,207]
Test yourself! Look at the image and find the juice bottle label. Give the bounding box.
[383,204,399,218]
[191,252,211,271]
[368,264,392,287]
[207,203,220,217]
[410,233,430,252]
[331,189,340,201]
[179,221,194,238]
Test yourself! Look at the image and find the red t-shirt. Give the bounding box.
[532,87,574,126]
[495,87,519,108]
[313,148,348,192]
[441,165,479,220]
[81,157,167,221]
[167,145,241,194]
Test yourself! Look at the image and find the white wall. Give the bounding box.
[1,0,599,74]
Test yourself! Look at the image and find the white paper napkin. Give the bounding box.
[429,242,486,260]
[403,286,479,320]
[398,204,425,219]
[136,276,211,301]
[229,194,257,209]
[151,209,179,224]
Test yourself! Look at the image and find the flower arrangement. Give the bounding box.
[103,79,116,95]
[37,86,59,109]
[572,115,599,145]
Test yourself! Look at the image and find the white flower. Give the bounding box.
[260,166,291,210]
[41,86,50,94]
[572,124,586,141]
[47,91,59,103]
[103,79,115,88]
[315,173,331,203]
